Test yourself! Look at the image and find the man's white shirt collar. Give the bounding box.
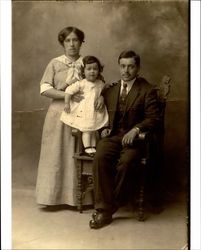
[120,78,136,94]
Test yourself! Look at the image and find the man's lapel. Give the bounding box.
[107,81,121,127]
[107,80,121,108]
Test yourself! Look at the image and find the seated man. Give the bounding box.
[89,50,160,229]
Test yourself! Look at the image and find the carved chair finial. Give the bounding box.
[158,75,171,101]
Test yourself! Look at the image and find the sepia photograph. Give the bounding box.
[7,0,191,249]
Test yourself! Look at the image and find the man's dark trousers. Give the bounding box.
[93,134,143,212]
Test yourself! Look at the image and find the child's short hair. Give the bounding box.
[81,56,104,79]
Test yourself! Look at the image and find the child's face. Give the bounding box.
[84,63,99,82]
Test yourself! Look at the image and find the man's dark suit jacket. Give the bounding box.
[103,77,160,135]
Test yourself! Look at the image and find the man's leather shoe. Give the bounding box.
[92,206,118,220]
[89,210,112,229]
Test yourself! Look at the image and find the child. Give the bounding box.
[60,56,109,157]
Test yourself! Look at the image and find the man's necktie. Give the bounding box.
[121,83,127,101]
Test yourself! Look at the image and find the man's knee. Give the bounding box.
[94,138,109,160]
[94,149,106,161]
[118,148,140,169]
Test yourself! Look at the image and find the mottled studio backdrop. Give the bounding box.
[12,1,189,192]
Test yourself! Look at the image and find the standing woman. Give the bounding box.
[36,26,102,206]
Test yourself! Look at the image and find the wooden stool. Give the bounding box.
[73,153,94,213]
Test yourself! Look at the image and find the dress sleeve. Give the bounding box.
[65,81,81,95]
[100,81,105,91]
[40,59,55,94]
[98,80,106,95]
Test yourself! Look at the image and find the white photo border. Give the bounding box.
[1,0,200,249]
[190,0,201,249]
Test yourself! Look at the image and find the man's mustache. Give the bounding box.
[122,74,130,77]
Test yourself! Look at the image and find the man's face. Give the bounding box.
[119,57,139,82]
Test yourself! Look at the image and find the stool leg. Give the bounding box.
[77,160,83,213]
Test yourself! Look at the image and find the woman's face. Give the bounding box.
[64,32,82,58]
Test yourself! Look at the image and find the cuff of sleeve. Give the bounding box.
[134,126,140,135]
[40,84,54,94]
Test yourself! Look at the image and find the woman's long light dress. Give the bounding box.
[36,55,92,206]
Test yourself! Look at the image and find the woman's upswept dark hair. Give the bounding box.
[81,56,104,79]
[118,50,140,67]
[58,26,85,46]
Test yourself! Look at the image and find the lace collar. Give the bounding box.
[55,54,83,67]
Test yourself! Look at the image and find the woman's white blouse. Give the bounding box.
[40,55,83,94]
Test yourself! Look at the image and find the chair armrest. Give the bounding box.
[72,129,149,141]
[138,131,149,141]
[72,128,149,152]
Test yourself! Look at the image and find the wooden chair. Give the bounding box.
[72,75,171,220]
[135,75,171,220]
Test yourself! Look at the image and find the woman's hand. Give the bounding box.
[94,95,104,111]
[67,78,78,86]
[58,79,78,91]
[71,91,84,103]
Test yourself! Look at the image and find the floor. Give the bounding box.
[12,188,188,250]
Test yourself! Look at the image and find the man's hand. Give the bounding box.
[94,95,104,111]
[104,82,118,89]
[122,127,139,147]
[71,91,84,103]
[101,128,111,138]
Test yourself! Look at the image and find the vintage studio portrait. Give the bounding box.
[12,0,189,249]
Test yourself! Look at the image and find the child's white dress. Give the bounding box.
[60,79,108,132]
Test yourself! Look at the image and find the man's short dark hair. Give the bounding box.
[118,50,140,67]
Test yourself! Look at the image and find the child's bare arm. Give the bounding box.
[64,93,71,113]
